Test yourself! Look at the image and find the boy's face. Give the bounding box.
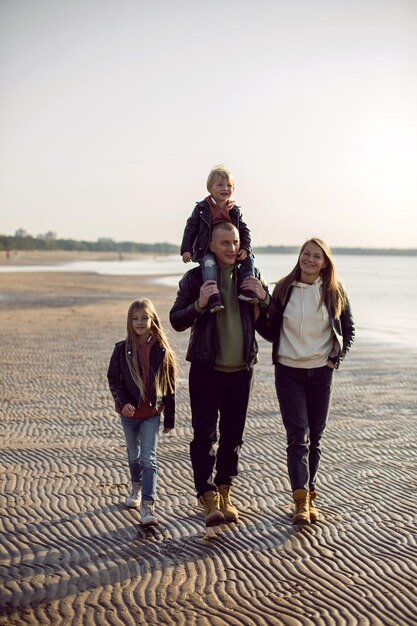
[208,175,234,205]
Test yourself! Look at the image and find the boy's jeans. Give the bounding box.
[200,252,255,284]
[274,363,334,492]
[120,415,160,501]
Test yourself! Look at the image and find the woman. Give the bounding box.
[107,298,176,527]
[259,238,354,525]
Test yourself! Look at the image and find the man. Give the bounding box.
[170,222,271,526]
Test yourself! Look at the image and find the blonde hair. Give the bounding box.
[206,165,235,192]
[272,238,347,319]
[125,299,177,398]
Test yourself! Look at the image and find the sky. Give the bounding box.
[0,0,416,249]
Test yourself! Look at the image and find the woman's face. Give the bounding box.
[299,242,327,283]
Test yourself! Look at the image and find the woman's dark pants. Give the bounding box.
[189,363,253,497]
[275,363,334,492]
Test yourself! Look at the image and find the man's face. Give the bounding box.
[209,227,240,267]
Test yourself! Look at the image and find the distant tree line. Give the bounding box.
[1,234,416,256]
[0,234,177,254]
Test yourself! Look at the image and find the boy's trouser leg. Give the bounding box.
[215,369,253,486]
[238,253,255,281]
[200,252,218,282]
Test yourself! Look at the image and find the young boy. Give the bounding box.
[180,165,257,313]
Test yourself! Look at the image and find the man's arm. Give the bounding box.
[170,272,202,332]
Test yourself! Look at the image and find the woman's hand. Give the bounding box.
[121,403,136,417]
[240,276,268,302]
[326,359,336,369]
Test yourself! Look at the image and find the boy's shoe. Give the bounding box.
[199,490,226,526]
[209,294,225,314]
[126,482,141,508]
[140,500,158,527]
[238,290,259,304]
[218,484,239,523]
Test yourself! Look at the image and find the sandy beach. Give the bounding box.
[0,266,416,626]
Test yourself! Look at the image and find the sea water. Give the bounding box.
[1,254,416,349]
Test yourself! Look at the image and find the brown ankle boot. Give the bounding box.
[309,491,319,522]
[218,484,239,523]
[292,489,310,525]
[199,490,225,526]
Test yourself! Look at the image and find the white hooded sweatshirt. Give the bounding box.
[278,276,335,368]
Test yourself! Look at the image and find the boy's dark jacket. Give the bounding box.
[169,265,270,367]
[180,199,252,262]
[107,341,175,429]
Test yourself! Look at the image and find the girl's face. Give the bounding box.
[299,242,327,283]
[209,176,234,206]
[131,308,152,339]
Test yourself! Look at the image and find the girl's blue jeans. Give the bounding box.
[275,363,334,492]
[120,415,160,501]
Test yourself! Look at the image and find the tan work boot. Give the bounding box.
[309,491,319,523]
[199,490,226,526]
[292,489,310,525]
[218,484,239,523]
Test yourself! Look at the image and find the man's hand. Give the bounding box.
[197,280,219,309]
[240,276,268,302]
[182,252,192,263]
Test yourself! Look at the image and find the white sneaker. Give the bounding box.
[140,500,158,527]
[125,483,141,508]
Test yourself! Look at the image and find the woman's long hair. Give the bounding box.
[272,238,347,318]
[125,299,177,398]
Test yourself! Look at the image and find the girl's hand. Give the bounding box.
[162,428,173,434]
[122,403,135,417]
[182,251,192,263]
[237,248,248,261]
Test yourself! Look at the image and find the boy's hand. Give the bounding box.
[182,252,192,263]
[198,280,219,309]
[237,248,248,261]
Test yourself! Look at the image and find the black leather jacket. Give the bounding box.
[107,340,175,429]
[180,199,252,262]
[256,286,355,369]
[170,265,270,368]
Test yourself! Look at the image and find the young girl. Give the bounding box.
[180,165,258,313]
[258,238,355,525]
[107,298,176,527]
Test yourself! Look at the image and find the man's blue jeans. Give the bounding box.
[275,363,334,492]
[120,415,160,501]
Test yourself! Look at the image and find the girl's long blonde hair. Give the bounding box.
[125,299,176,398]
[272,238,347,319]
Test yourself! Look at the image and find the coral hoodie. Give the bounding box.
[278,277,336,368]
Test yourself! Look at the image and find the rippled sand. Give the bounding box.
[1,271,416,626]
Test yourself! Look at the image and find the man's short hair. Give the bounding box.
[211,222,239,240]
